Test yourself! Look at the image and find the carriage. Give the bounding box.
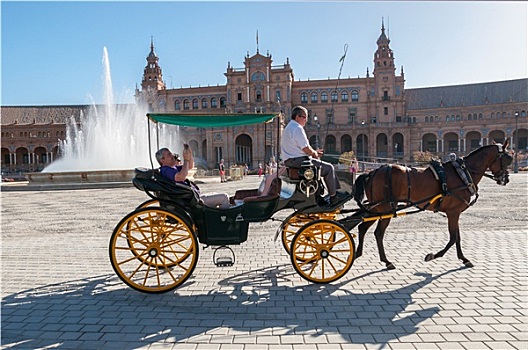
[109,112,512,294]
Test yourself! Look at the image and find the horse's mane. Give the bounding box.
[463,144,500,159]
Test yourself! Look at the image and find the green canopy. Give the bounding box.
[147,113,278,127]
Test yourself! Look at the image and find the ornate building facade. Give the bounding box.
[2,24,527,174]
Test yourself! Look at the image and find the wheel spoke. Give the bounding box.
[291,219,355,284]
[109,207,198,293]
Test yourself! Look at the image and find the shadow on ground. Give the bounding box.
[1,265,466,349]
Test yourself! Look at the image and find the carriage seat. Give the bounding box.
[280,161,311,182]
[133,167,201,206]
[286,168,301,180]
[231,174,282,204]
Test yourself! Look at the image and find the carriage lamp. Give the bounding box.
[302,168,315,180]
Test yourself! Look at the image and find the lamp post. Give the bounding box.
[514,111,519,173]
[361,120,366,161]
[314,114,321,150]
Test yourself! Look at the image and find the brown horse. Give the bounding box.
[353,140,512,270]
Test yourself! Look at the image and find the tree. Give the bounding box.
[412,151,436,165]
[339,151,356,166]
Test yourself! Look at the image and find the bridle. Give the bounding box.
[472,145,512,186]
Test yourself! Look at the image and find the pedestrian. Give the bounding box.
[219,159,226,183]
[349,158,358,181]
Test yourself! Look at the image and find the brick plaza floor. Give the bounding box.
[1,173,527,349]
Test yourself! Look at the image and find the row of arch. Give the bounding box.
[300,90,359,104]
[2,146,59,167]
[3,129,527,170]
[424,110,527,123]
[2,131,65,138]
[174,96,227,111]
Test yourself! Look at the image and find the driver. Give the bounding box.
[155,146,231,209]
[281,105,346,205]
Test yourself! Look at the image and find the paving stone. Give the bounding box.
[1,174,527,349]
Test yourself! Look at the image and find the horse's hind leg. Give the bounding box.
[373,218,396,270]
[424,212,473,268]
[356,220,376,258]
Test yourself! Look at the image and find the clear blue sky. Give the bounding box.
[2,1,527,106]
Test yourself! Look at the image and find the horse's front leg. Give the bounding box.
[424,212,473,267]
[373,218,395,270]
[356,220,375,258]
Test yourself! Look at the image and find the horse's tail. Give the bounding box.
[353,173,369,209]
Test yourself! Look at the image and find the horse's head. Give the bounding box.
[488,140,513,185]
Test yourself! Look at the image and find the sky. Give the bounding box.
[1,1,527,106]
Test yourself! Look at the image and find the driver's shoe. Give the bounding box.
[330,191,349,205]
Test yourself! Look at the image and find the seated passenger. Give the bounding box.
[155,146,231,209]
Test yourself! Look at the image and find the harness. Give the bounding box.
[366,165,412,216]
[356,145,510,220]
[428,159,479,209]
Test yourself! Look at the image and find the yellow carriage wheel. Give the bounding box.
[136,198,159,209]
[109,207,198,294]
[281,211,339,256]
[290,219,355,284]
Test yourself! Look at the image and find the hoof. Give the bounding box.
[464,261,474,268]
[386,263,396,270]
[424,253,435,262]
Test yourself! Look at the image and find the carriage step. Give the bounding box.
[213,246,235,267]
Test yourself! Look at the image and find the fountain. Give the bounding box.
[25,47,180,189]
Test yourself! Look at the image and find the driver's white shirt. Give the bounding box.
[281,119,310,161]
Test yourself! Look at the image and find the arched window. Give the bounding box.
[425,116,429,123]
[201,98,208,109]
[251,72,265,81]
[256,90,262,102]
[211,98,217,108]
[311,92,318,103]
[331,91,338,102]
[491,112,495,119]
[220,97,227,108]
[183,99,190,110]
[174,100,180,110]
[522,110,526,117]
[321,91,328,103]
[478,113,483,119]
[341,91,348,102]
[473,113,477,120]
[351,90,359,101]
[192,99,199,109]
[301,92,308,104]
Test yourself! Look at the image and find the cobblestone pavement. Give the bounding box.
[1,173,527,349]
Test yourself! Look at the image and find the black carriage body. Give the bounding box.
[131,165,353,246]
[133,168,283,246]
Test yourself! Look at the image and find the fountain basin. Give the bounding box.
[1,168,198,192]
[26,169,136,184]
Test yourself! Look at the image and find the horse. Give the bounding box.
[353,140,512,270]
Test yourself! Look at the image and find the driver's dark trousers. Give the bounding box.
[284,156,341,196]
